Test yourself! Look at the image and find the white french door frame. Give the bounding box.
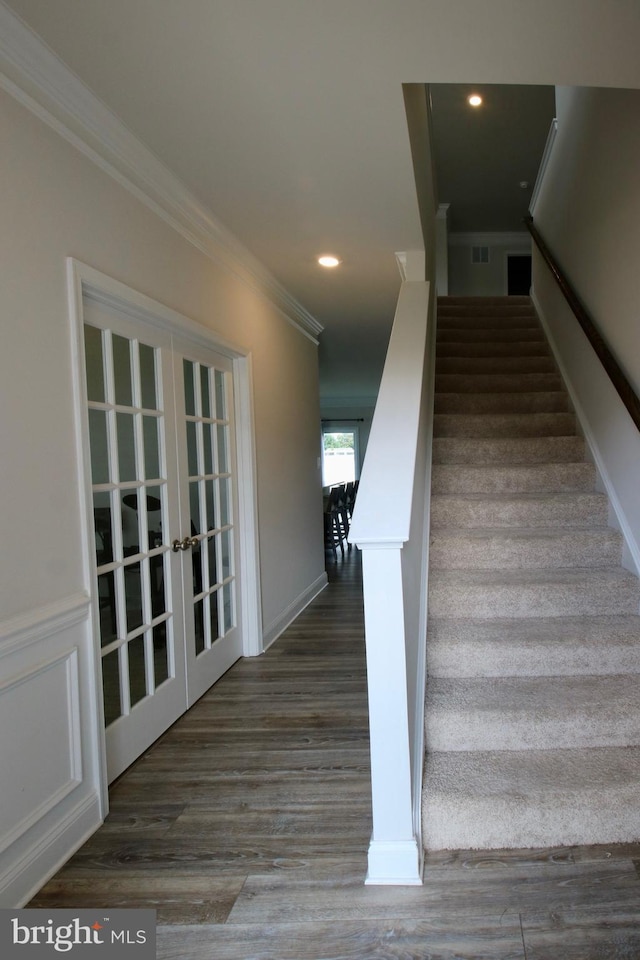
[68,258,263,811]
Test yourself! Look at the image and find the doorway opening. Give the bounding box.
[322,427,359,488]
[507,253,532,295]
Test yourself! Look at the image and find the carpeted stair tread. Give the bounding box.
[434,392,570,414]
[430,491,609,528]
[426,614,640,678]
[433,412,576,438]
[428,566,640,618]
[432,436,586,464]
[422,747,640,850]
[429,526,623,570]
[426,675,640,751]
[431,462,596,494]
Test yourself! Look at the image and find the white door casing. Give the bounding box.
[68,259,262,797]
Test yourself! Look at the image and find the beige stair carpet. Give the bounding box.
[422,296,640,851]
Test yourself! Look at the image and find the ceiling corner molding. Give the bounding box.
[0,1,323,344]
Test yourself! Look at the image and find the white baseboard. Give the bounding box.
[365,838,423,885]
[1,792,101,908]
[262,572,328,649]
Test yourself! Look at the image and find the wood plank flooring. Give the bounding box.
[29,550,640,958]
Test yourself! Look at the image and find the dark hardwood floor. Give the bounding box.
[29,549,640,958]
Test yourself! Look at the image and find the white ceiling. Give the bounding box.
[4,0,640,401]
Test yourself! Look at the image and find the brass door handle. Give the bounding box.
[171,536,198,552]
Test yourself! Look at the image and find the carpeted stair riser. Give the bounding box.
[423,748,640,850]
[430,492,608,528]
[428,567,639,619]
[426,615,640,679]
[435,392,570,414]
[432,436,586,464]
[423,296,640,852]
[426,675,640,751]
[438,316,540,330]
[431,462,596,494]
[433,412,576,438]
[437,341,552,358]
[436,356,556,375]
[437,327,545,343]
[429,527,623,570]
[435,373,564,394]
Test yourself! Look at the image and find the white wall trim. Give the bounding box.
[365,839,423,886]
[395,251,408,280]
[0,593,89,659]
[0,649,83,857]
[411,282,437,861]
[532,288,640,577]
[395,250,426,282]
[3,792,101,908]
[82,280,247,358]
[449,231,531,248]
[0,2,322,345]
[262,572,328,649]
[233,353,264,657]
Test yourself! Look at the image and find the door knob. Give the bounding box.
[172,536,198,552]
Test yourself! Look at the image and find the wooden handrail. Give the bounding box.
[525,215,640,432]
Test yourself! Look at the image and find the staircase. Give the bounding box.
[422,296,640,851]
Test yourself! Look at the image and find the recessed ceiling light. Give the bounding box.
[467,94,483,108]
[318,255,341,268]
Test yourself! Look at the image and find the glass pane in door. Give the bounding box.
[182,358,237,661]
[84,325,174,732]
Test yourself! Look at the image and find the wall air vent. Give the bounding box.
[471,245,490,264]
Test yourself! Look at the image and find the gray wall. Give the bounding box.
[0,87,325,633]
[448,234,532,296]
[532,85,640,570]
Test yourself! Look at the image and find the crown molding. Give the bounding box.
[0,1,323,344]
[448,231,531,248]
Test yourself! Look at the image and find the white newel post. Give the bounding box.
[360,545,422,885]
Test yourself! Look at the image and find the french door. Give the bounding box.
[82,299,242,782]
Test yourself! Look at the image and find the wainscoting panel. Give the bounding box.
[0,649,82,855]
[0,595,103,906]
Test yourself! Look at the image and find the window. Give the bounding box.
[322,428,358,487]
[471,245,490,264]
